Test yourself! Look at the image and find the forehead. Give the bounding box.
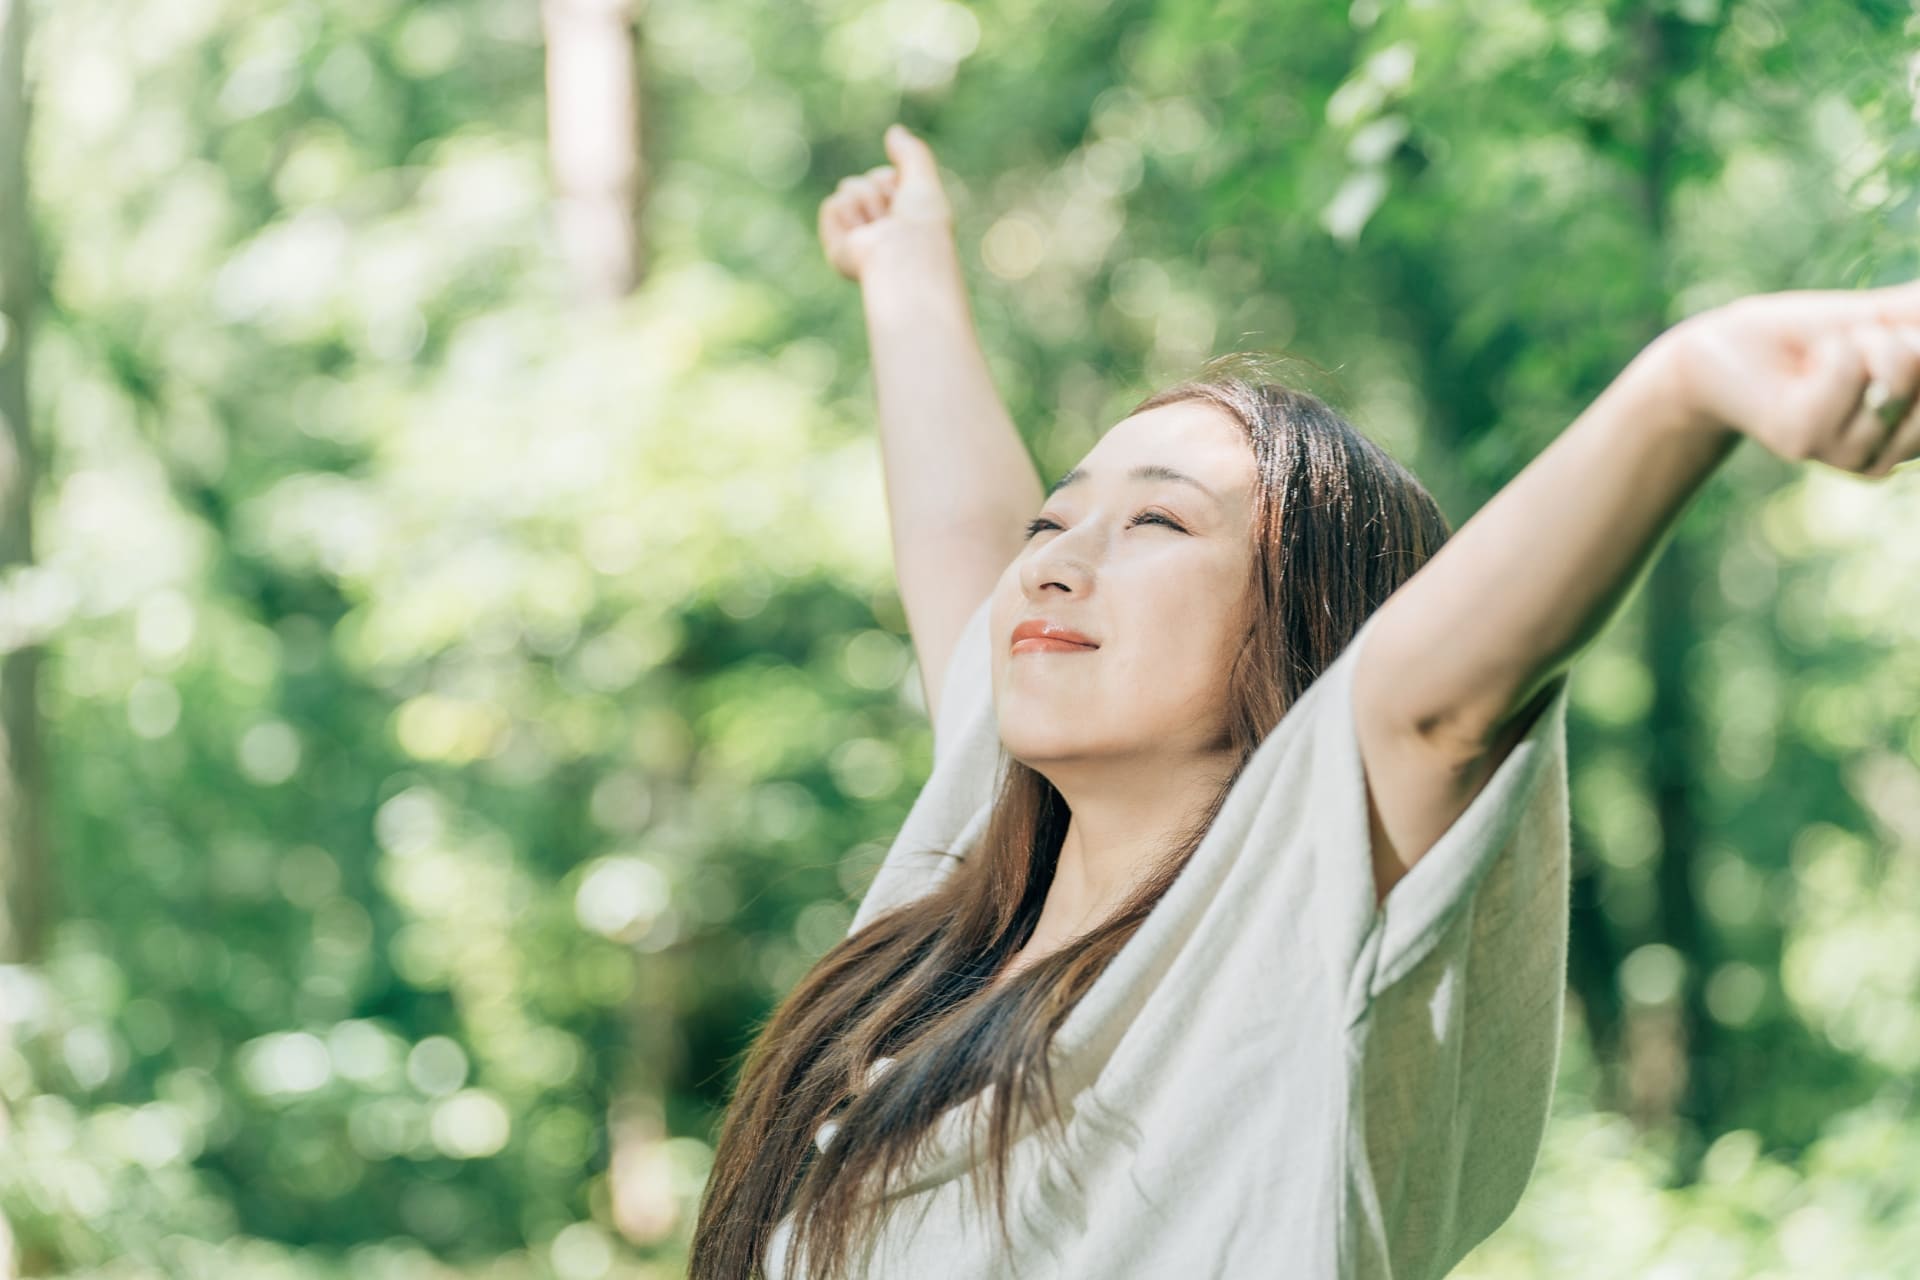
[1065,400,1253,501]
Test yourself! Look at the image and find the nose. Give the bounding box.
[1018,526,1095,598]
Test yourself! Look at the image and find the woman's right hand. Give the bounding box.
[819,124,956,283]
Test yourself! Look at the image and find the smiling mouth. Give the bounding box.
[1010,637,1099,655]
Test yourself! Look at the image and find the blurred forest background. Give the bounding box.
[2,0,1919,1275]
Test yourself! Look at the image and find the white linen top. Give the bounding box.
[765,591,1574,1279]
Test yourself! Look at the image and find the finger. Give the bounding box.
[884,123,939,187]
[832,178,879,225]
[1785,329,1868,464]
[823,192,858,232]
[1865,325,1920,476]
[818,200,856,276]
[1865,277,1920,326]
[1871,399,1920,477]
[1845,324,1920,472]
[1791,278,1920,327]
[853,179,887,223]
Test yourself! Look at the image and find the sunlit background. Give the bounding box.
[1,0,1918,1275]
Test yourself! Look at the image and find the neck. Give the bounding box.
[1024,746,1237,948]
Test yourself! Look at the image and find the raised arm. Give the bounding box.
[1353,284,1920,905]
[819,126,1044,727]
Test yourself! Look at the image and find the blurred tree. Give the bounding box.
[542,0,670,1244]
[0,0,1914,1275]
[0,0,41,1272]
[543,0,650,301]
[0,0,46,969]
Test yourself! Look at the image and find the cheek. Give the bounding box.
[1145,578,1244,658]
[1141,618,1245,719]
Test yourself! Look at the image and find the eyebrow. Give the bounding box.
[1045,463,1221,505]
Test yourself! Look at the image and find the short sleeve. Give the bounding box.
[1316,617,1575,1277]
[929,591,996,771]
[1267,608,1574,1022]
[1033,604,1574,1084]
[845,591,1002,937]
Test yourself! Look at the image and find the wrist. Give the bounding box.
[859,239,976,338]
[1623,323,1741,448]
[860,226,964,292]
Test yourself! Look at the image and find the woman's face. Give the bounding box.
[990,400,1257,769]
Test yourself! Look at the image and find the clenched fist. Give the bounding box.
[818,124,956,283]
[1659,281,1920,478]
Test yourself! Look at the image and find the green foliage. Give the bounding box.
[3,0,1919,1273]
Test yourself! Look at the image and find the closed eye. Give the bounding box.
[1022,511,1187,540]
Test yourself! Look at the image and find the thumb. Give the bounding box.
[885,124,940,188]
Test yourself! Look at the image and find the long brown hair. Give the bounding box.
[689,352,1454,1279]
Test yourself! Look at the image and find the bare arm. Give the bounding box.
[1354,285,1920,904]
[1353,338,1733,905]
[861,237,1043,724]
[822,127,1044,725]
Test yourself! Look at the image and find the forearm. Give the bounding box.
[1361,334,1745,751]
[859,236,1045,553]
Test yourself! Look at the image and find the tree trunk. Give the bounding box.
[0,0,47,970]
[542,0,664,1229]
[1626,6,1718,1174]
[542,0,649,302]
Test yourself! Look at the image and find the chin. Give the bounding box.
[998,724,1100,766]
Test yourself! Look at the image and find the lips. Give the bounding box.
[1010,618,1099,651]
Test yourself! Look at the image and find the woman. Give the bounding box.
[690,124,1920,1279]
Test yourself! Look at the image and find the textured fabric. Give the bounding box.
[766,590,1574,1279]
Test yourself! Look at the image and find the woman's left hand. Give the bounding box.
[1654,279,1920,478]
